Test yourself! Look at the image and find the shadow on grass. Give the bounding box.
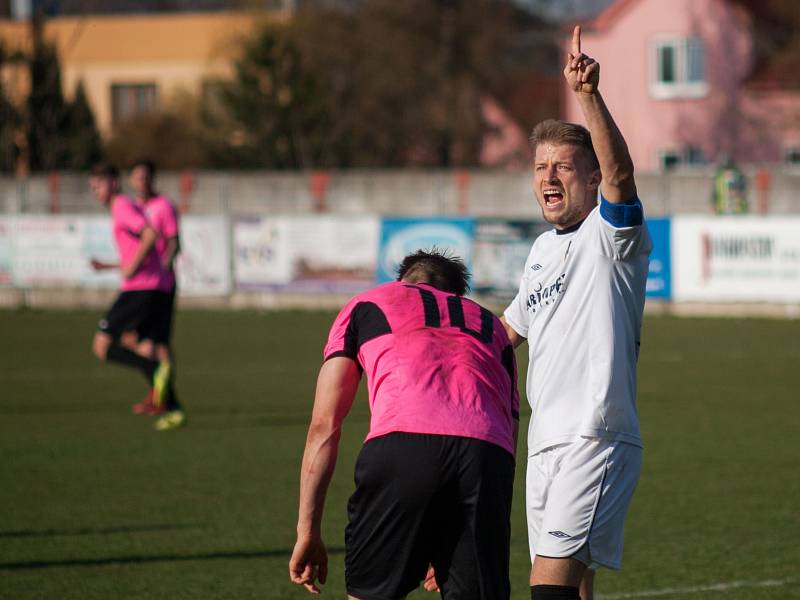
[183,413,370,430]
[190,415,313,429]
[0,523,203,539]
[0,546,345,571]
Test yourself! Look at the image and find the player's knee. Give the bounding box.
[92,334,110,360]
[120,331,138,350]
[531,585,581,600]
[137,339,155,359]
[155,344,171,363]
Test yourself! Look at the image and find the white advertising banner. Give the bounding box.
[673,216,800,302]
[2,215,230,296]
[234,215,379,293]
[176,216,231,296]
[8,215,119,288]
[0,217,13,286]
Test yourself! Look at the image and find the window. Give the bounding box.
[686,38,705,83]
[651,36,708,99]
[111,83,157,126]
[657,146,706,171]
[658,150,682,171]
[685,146,706,165]
[658,44,676,84]
[785,147,800,165]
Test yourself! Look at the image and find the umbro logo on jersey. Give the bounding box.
[531,264,543,271]
[548,530,571,539]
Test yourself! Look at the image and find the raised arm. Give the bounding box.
[290,357,360,594]
[565,25,637,203]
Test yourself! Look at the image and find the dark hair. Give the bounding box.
[131,158,156,178]
[396,248,470,296]
[90,162,119,179]
[530,119,600,171]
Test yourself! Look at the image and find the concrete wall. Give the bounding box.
[3,168,799,217]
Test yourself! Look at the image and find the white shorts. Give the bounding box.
[526,437,642,570]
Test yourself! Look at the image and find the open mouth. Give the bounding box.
[542,189,564,206]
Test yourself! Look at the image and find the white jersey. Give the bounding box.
[504,197,652,456]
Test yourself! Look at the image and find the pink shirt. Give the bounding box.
[324,281,520,456]
[111,195,161,292]
[141,195,180,292]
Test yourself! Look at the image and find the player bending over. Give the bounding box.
[290,249,520,599]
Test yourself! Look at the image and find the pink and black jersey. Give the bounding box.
[324,281,520,456]
[111,195,161,292]
[141,195,180,292]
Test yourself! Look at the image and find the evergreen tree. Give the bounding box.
[26,41,70,170]
[0,92,19,173]
[64,80,103,170]
[220,25,328,169]
[25,42,104,171]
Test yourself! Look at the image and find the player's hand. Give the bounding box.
[120,263,136,279]
[564,25,599,94]
[423,564,440,592]
[289,535,328,594]
[90,258,109,271]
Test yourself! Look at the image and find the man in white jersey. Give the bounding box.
[501,26,652,600]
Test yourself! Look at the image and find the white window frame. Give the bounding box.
[650,35,709,100]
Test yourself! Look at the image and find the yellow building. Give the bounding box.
[0,9,286,136]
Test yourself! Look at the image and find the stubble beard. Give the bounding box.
[540,198,585,229]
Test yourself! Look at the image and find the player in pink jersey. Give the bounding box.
[124,159,185,431]
[88,163,176,429]
[290,250,520,600]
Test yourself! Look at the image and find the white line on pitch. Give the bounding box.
[600,578,795,599]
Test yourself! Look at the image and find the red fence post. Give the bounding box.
[454,170,470,214]
[179,170,195,214]
[48,171,60,214]
[755,169,770,215]
[310,171,330,213]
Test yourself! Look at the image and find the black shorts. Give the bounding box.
[98,289,174,344]
[345,432,515,600]
[136,288,175,344]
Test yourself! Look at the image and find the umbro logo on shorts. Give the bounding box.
[548,530,571,539]
[531,264,543,271]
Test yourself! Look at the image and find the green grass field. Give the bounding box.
[1,309,798,599]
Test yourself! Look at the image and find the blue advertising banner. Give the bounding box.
[646,217,671,299]
[377,217,475,284]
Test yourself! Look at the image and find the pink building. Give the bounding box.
[561,0,800,172]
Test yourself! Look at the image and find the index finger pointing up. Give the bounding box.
[572,25,581,55]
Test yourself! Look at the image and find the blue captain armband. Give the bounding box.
[600,194,643,227]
